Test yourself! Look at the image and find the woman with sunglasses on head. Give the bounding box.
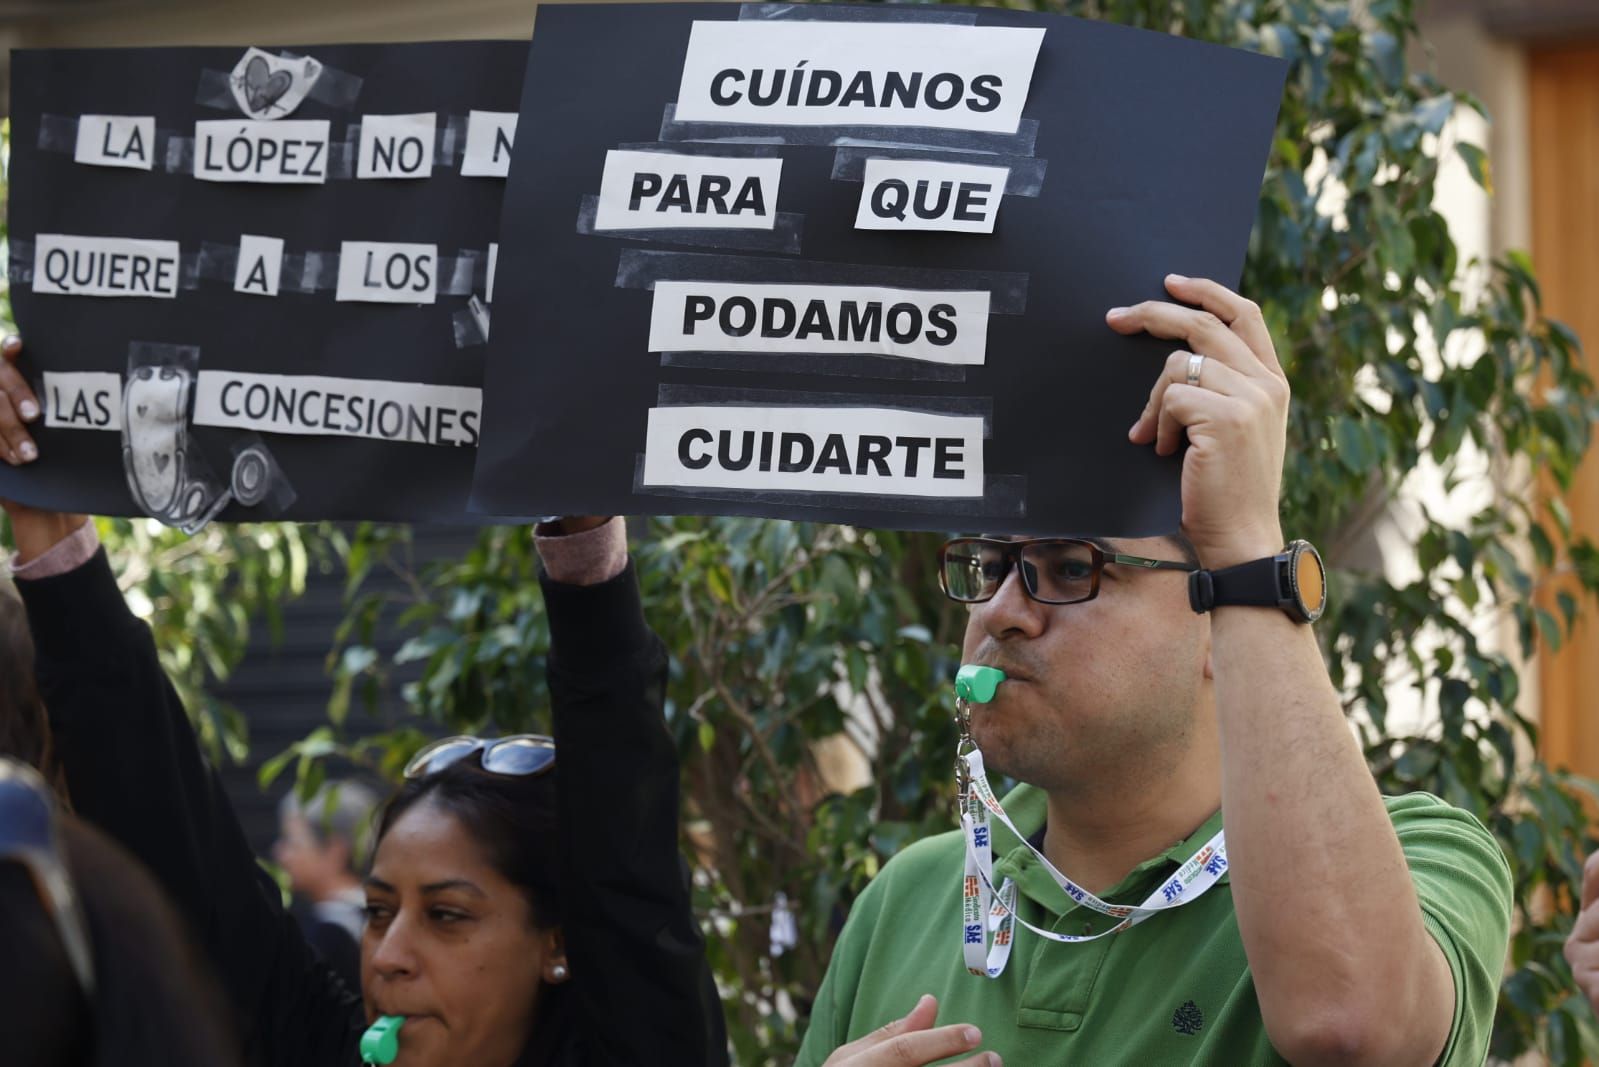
[1,340,727,1067]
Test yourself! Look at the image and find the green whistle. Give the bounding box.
[956,664,1006,704]
[360,1016,405,1065]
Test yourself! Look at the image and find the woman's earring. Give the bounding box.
[551,963,569,982]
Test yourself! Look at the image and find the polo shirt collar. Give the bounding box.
[989,782,1227,919]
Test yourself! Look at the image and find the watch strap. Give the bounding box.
[1188,555,1284,613]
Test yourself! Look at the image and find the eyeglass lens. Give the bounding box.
[481,738,556,777]
[943,540,1097,604]
[404,738,482,779]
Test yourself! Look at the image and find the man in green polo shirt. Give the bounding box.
[796,275,1513,1067]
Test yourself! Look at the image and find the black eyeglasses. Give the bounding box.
[0,758,95,996]
[402,734,556,780]
[938,537,1198,606]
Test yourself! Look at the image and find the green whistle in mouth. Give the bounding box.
[956,664,1006,704]
[360,1016,405,1065]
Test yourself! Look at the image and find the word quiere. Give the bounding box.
[33,234,181,298]
[709,66,1003,114]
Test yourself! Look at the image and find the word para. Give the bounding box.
[594,150,782,231]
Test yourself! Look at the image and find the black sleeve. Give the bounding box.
[18,549,364,1067]
[540,560,730,1067]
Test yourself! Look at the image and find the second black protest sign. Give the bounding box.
[473,2,1286,536]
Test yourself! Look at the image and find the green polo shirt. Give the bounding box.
[795,786,1511,1066]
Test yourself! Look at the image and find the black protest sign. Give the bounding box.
[472,3,1285,536]
[4,42,523,526]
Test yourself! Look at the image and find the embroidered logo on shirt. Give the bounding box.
[1172,1000,1204,1036]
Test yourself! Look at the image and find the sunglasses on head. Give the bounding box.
[0,758,95,996]
[402,734,557,780]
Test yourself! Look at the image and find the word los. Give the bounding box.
[194,120,331,184]
[74,115,155,171]
[648,281,991,366]
[675,22,1045,134]
[193,371,482,447]
[594,150,782,231]
[33,234,181,298]
[857,158,1011,234]
[43,371,122,431]
[642,405,985,498]
[335,241,438,304]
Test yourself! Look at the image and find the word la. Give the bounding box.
[856,159,1011,235]
[594,150,782,231]
[335,241,439,304]
[73,115,156,171]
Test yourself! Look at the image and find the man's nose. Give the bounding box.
[974,561,1048,640]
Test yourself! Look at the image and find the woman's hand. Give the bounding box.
[0,336,88,564]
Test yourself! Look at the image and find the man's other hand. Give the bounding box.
[820,995,1000,1067]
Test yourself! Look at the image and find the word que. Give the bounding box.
[856,159,1010,234]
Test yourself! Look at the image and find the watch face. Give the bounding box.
[1292,542,1327,621]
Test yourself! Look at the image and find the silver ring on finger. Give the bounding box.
[1186,352,1205,388]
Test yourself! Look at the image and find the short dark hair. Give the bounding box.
[375,754,563,928]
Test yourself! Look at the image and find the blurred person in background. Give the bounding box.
[1,757,243,1067]
[275,779,382,990]
[1567,849,1599,1013]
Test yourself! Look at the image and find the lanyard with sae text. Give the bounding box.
[954,665,1229,979]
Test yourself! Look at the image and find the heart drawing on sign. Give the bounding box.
[154,453,171,474]
[136,404,149,418]
[241,55,293,114]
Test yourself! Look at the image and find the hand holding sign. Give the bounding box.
[0,336,43,467]
[1111,274,1288,570]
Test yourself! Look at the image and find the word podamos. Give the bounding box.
[643,405,985,498]
[194,120,331,184]
[33,234,181,298]
[675,21,1044,134]
[648,281,990,366]
[594,149,782,231]
[336,241,439,304]
[857,158,1011,234]
[194,371,481,447]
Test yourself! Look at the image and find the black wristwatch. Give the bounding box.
[1187,540,1327,624]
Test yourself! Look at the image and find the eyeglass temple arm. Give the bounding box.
[1104,552,1200,572]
